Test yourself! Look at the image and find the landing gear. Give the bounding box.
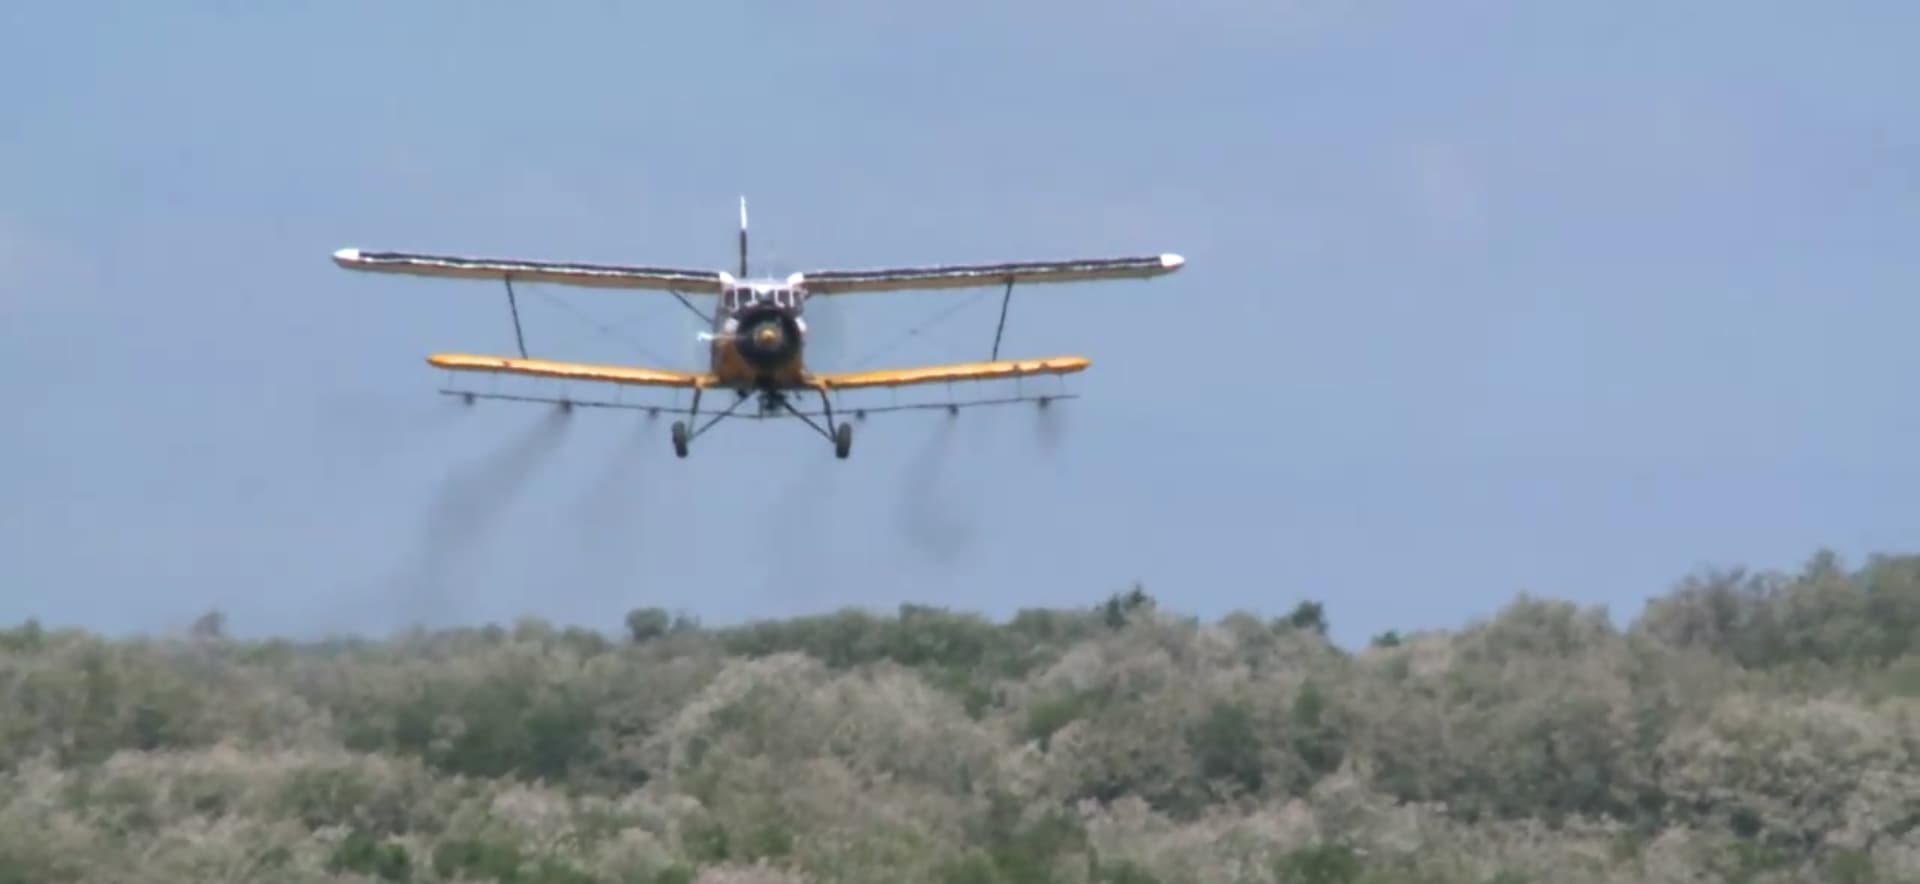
[819,387,851,460]
[766,385,855,460]
[665,385,749,459]
[666,384,853,459]
[671,385,699,458]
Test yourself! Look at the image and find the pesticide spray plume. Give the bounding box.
[893,413,979,563]
[379,407,574,629]
[750,436,849,606]
[1032,395,1070,454]
[565,415,654,590]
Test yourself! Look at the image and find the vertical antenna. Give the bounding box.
[738,195,749,277]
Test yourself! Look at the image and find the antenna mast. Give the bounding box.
[737,196,749,277]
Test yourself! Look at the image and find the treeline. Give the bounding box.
[1,551,1917,883]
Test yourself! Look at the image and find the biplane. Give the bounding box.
[331,199,1184,459]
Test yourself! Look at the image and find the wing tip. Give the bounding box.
[1160,253,1185,270]
[333,248,364,267]
[427,352,495,369]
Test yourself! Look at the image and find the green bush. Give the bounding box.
[3,550,1920,882]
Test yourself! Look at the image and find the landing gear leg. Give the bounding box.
[670,386,750,459]
[821,389,852,459]
[779,385,853,459]
[671,386,703,458]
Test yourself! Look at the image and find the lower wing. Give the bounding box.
[809,356,1089,390]
[426,353,713,388]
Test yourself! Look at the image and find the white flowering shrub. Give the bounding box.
[3,551,1920,882]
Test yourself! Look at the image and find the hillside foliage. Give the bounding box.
[4,551,1920,882]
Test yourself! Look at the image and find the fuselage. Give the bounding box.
[709,273,809,391]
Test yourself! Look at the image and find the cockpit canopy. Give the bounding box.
[723,283,802,313]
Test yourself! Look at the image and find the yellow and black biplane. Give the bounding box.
[332,199,1184,459]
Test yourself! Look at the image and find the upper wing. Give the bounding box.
[810,356,1089,391]
[333,248,722,291]
[427,353,714,388]
[794,253,1183,295]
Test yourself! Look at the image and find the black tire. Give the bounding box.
[833,422,852,459]
[671,421,690,458]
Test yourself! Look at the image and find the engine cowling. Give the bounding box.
[733,309,803,370]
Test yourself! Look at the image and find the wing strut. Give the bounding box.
[667,289,714,325]
[503,277,529,357]
[989,279,1014,361]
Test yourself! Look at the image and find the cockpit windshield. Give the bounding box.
[726,285,801,312]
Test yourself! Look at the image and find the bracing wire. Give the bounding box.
[845,287,991,369]
[524,285,681,367]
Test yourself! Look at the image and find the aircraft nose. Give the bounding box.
[755,325,782,347]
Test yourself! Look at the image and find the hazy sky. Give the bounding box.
[4,2,1918,647]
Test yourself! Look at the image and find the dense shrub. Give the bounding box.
[4,551,1920,881]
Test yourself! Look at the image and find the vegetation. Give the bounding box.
[4,550,1920,882]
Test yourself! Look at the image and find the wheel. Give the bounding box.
[671,421,690,458]
[833,422,852,459]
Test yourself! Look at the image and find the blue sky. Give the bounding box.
[3,2,1918,647]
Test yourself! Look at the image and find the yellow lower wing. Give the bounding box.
[810,356,1089,391]
[427,353,714,388]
